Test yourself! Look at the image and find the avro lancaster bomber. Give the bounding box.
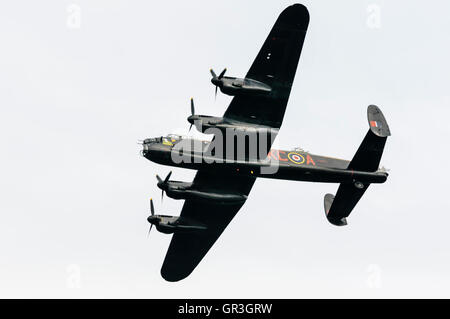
[140,4,391,282]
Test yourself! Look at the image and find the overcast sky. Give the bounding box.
[0,0,449,298]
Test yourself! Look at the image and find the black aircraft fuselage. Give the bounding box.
[142,135,388,187]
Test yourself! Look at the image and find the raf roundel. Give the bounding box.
[287,152,305,164]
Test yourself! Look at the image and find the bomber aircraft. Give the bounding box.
[140,4,391,282]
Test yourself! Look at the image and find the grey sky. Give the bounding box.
[0,0,449,298]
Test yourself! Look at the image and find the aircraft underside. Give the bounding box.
[140,4,391,281]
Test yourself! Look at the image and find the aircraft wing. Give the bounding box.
[160,170,256,281]
[223,4,309,128]
[160,4,309,281]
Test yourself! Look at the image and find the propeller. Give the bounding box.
[148,224,153,237]
[147,198,155,236]
[156,171,172,201]
[189,98,195,131]
[210,68,227,100]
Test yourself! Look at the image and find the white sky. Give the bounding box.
[0,0,449,298]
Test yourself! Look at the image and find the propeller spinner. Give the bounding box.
[156,171,172,202]
[210,68,227,99]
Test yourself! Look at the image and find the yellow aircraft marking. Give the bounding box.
[287,152,305,164]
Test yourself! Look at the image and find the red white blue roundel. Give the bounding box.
[287,152,305,164]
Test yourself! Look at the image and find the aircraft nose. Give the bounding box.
[142,138,158,154]
[141,144,149,155]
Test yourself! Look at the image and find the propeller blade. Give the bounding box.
[156,174,163,184]
[189,123,193,132]
[190,98,195,116]
[218,68,227,79]
[150,198,154,216]
[147,224,153,237]
[210,68,217,79]
[215,86,218,100]
[164,171,172,183]
[161,189,164,202]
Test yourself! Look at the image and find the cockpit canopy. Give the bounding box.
[143,134,182,145]
[166,134,182,142]
[142,135,181,153]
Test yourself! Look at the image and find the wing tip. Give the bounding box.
[279,4,310,30]
[160,265,193,282]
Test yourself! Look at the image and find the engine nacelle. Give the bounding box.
[187,115,224,134]
[148,215,207,234]
[166,185,248,205]
[218,77,272,96]
[187,115,278,136]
